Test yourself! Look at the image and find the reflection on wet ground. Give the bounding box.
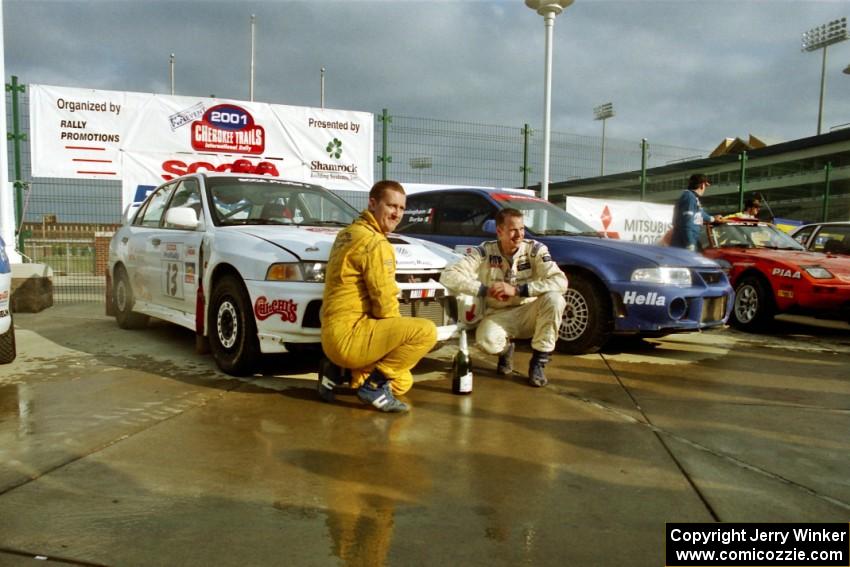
[1,305,849,566]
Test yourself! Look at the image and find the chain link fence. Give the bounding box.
[5,81,706,303]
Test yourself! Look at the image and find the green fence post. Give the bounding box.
[520,124,532,190]
[822,162,832,222]
[376,108,392,180]
[738,151,747,212]
[639,139,648,201]
[6,75,27,253]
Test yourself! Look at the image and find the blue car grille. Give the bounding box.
[697,271,725,285]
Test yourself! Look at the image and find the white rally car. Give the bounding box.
[108,173,459,375]
[0,235,16,364]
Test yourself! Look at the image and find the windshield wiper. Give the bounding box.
[540,229,600,237]
[220,218,288,226]
[309,220,350,227]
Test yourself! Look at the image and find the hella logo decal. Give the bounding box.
[623,290,666,306]
[772,268,801,279]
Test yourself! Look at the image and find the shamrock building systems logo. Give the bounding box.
[311,136,358,181]
[326,138,343,159]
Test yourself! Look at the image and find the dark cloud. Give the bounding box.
[4,0,850,151]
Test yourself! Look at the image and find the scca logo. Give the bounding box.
[161,159,279,181]
[771,268,801,279]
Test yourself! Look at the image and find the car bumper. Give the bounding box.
[776,283,850,316]
[609,281,734,334]
[244,280,457,354]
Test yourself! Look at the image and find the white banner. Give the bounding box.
[565,196,673,244]
[29,84,374,207]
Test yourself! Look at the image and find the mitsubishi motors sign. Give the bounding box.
[28,84,374,207]
[565,196,673,244]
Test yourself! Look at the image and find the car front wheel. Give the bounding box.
[557,273,611,355]
[209,274,260,375]
[731,276,775,331]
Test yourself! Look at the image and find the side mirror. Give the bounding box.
[165,206,200,229]
[482,219,497,234]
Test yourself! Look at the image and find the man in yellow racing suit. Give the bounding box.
[440,208,567,387]
[318,180,437,413]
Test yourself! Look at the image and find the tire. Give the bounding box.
[208,274,260,375]
[557,273,611,355]
[0,317,16,364]
[731,275,775,331]
[113,266,149,330]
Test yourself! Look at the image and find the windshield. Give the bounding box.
[493,193,598,236]
[207,177,358,227]
[711,223,805,251]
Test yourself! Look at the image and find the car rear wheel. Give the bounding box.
[557,273,611,355]
[731,276,775,331]
[114,266,149,329]
[0,317,15,364]
[209,274,259,375]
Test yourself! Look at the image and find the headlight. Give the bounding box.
[804,266,833,279]
[266,262,327,282]
[631,267,692,286]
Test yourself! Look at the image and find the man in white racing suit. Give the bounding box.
[440,208,568,387]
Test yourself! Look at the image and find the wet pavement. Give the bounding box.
[1,304,849,566]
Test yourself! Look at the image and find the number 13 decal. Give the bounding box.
[162,261,184,299]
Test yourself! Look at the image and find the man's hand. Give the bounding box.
[488,281,517,301]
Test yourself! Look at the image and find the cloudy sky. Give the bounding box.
[3,0,850,152]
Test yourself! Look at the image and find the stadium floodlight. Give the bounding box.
[801,17,848,135]
[525,0,575,201]
[593,102,615,176]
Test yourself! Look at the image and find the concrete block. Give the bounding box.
[11,263,54,313]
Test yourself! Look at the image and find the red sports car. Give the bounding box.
[697,220,850,330]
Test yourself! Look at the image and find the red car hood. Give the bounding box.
[708,247,850,281]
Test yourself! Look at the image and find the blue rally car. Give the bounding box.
[397,188,733,354]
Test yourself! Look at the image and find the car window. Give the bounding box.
[712,223,804,250]
[134,183,177,227]
[163,179,203,229]
[434,193,493,236]
[206,177,357,226]
[493,193,597,235]
[398,194,441,235]
[813,225,850,254]
[791,226,814,247]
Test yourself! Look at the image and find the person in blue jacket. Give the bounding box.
[670,173,721,251]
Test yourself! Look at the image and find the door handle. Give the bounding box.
[152,238,161,246]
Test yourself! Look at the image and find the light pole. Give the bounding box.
[593,102,614,176]
[320,67,325,109]
[525,0,574,201]
[801,17,848,135]
[169,53,175,95]
[249,14,256,101]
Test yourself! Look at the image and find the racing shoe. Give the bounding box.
[357,371,410,413]
[496,341,515,375]
[317,356,345,403]
[528,349,551,388]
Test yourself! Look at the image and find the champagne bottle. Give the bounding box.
[452,329,473,395]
